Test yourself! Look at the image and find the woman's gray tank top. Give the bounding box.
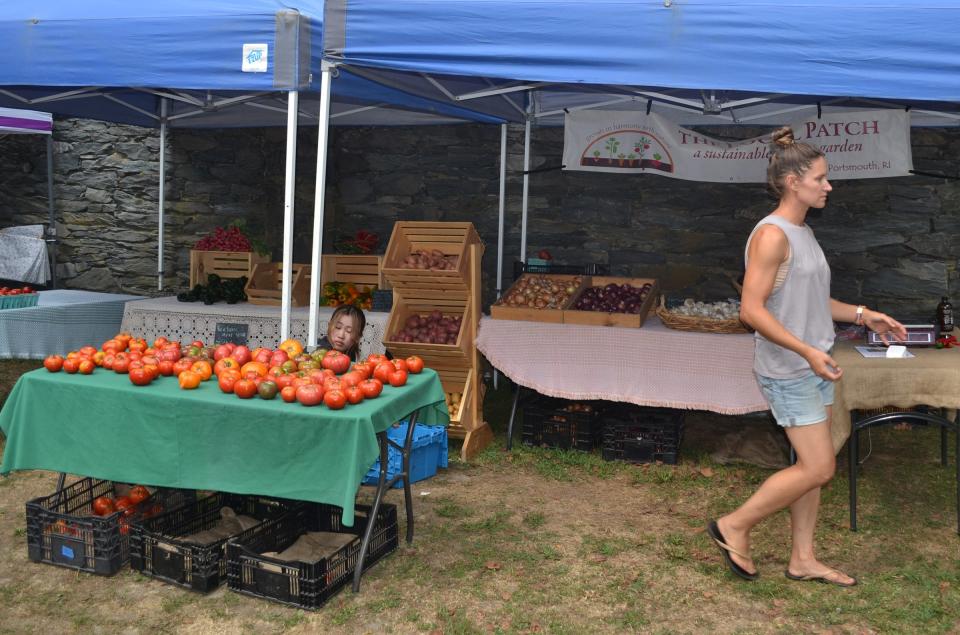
[744,214,835,378]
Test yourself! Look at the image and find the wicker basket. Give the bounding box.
[655,296,751,334]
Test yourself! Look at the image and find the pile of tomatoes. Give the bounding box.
[42,334,426,411]
[0,285,34,296]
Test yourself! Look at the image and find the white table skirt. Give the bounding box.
[121,296,390,356]
[0,290,144,359]
[477,315,767,415]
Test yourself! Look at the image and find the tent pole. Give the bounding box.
[520,103,531,263]
[496,123,507,297]
[157,98,167,291]
[308,62,334,348]
[280,91,299,342]
[45,135,56,289]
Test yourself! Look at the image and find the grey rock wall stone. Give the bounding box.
[1,117,958,319]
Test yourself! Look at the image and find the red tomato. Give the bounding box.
[280,385,298,402]
[322,377,343,393]
[231,345,251,366]
[78,345,98,358]
[321,350,351,374]
[92,496,115,516]
[344,385,364,405]
[233,378,258,399]
[112,355,131,374]
[191,360,213,381]
[296,384,324,407]
[158,359,175,376]
[129,367,153,386]
[128,485,151,505]
[172,358,193,377]
[367,354,388,366]
[392,358,408,372]
[373,362,394,384]
[78,359,95,375]
[324,389,347,410]
[388,369,408,387]
[213,344,233,361]
[359,378,383,399]
[218,373,239,393]
[340,371,363,388]
[275,373,295,389]
[114,496,133,513]
[43,355,64,372]
[102,339,123,353]
[405,356,425,374]
[62,358,80,374]
[351,362,372,380]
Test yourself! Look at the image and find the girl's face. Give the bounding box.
[787,156,832,209]
[328,314,360,353]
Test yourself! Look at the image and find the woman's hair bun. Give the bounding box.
[770,126,795,148]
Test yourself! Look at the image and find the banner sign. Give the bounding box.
[562,109,912,182]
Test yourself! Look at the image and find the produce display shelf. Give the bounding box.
[189,250,269,288]
[319,254,387,290]
[490,273,586,324]
[382,221,481,292]
[243,263,311,306]
[562,276,660,328]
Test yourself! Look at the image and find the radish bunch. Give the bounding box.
[194,226,252,252]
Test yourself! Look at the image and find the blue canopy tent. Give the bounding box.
[322,0,960,287]
[0,1,503,343]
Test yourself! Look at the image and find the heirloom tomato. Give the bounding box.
[280,386,298,403]
[240,361,268,378]
[172,358,193,376]
[213,357,239,376]
[92,496,115,516]
[323,389,347,410]
[296,384,324,407]
[231,345,252,366]
[367,354,388,366]
[158,360,175,376]
[76,359,94,375]
[178,370,202,390]
[392,358,408,372]
[359,378,383,399]
[373,362,394,384]
[405,356,425,374]
[388,369,408,387]
[129,368,152,386]
[257,380,279,400]
[43,355,64,372]
[279,338,304,357]
[344,386,364,405]
[340,371,363,388]
[233,378,258,399]
[113,496,133,513]
[321,351,351,375]
[62,358,80,374]
[191,360,213,381]
[351,362,372,380]
[128,485,151,505]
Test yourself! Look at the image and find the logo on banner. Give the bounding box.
[242,44,268,73]
[579,129,674,173]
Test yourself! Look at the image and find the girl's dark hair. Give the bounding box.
[329,304,366,357]
[767,126,824,199]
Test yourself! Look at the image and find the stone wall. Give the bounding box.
[1,119,957,318]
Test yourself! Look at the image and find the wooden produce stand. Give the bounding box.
[383,222,491,460]
[189,250,269,288]
[243,263,312,306]
[320,254,388,291]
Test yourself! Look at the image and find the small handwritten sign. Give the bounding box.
[214,322,249,345]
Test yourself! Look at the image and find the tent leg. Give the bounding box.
[280,91,299,342]
[308,63,335,348]
[496,123,507,298]
[520,105,531,263]
[45,135,57,289]
[157,98,167,292]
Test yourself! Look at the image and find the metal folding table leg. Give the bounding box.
[353,409,420,593]
[505,384,522,451]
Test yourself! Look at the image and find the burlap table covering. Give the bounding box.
[477,315,768,415]
[832,340,960,452]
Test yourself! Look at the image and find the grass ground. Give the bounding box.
[1,359,958,634]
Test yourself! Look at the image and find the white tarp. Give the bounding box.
[562,109,913,182]
[0,225,51,284]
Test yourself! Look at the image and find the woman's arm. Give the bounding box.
[830,299,907,344]
[741,225,842,380]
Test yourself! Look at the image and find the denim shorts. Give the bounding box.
[756,371,834,428]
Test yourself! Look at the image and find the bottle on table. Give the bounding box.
[937,296,954,333]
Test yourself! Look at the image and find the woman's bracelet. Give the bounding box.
[855,305,866,325]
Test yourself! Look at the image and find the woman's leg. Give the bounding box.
[786,407,855,584]
[717,417,836,574]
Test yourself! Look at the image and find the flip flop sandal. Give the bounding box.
[785,569,858,588]
[706,520,758,581]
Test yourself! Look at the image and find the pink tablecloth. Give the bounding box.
[477,316,767,415]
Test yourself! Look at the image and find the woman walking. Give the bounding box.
[707,126,906,587]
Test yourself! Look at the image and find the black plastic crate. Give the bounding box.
[602,404,684,464]
[26,478,194,576]
[226,502,398,610]
[129,491,299,593]
[522,394,603,451]
[512,260,610,281]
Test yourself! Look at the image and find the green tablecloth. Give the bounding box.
[0,368,448,525]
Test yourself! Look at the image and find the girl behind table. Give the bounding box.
[706,126,905,587]
[317,305,365,361]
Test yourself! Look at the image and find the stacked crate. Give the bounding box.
[382,221,491,460]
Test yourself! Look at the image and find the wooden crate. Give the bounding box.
[383,294,472,365]
[489,274,586,323]
[319,254,387,290]
[562,276,659,328]
[243,263,312,306]
[382,221,482,292]
[440,367,477,435]
[189,250,269,288]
